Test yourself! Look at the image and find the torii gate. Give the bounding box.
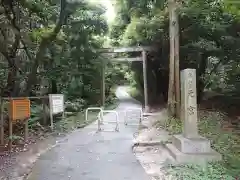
[99,46,157,112]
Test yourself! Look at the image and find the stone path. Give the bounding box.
[26,86,150,180]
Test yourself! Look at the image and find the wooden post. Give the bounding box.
[142,51,149,112]
[49,96,54,131]
[42,98,47,125]
[168,0,176,116]
[50,111,53,131]
[101,59,106,109]
[24,119,28,141]
[0,99,4,145]
[174,1,181,119]
[8,119,12,151]
[62,95,65,120]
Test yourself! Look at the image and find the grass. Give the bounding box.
[54,99,119,133]
[54,111,97,133]
[156,110,240,180]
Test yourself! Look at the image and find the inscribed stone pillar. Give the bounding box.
[181,69,198,138]
[167,68,222,163]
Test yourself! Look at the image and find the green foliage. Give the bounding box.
[46,3,108,105]
[110,0,240,101]
[166,163,234,180]
[29,27,54,42]
[8,135,24,141]
[28,103,45,127]
[55,99,119,133]
[127,86,143,102]
[161,117,182,135]
[0,0,121,133]
[223,0,240,18]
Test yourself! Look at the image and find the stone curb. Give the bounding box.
[131,141,166,152]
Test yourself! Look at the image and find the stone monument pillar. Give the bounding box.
[181,69,198,138]
[166,69,222,164]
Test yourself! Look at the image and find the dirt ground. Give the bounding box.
[0,128,65,180]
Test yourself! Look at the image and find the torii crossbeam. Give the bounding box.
[99,46,157,112]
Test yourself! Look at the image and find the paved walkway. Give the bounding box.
[27,87,150,180]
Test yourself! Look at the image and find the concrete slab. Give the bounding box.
[133,145,175,180]
[172,134,211,153]
[134,127,171,145]
[166,144,222,165]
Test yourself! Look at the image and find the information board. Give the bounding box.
[9,99,30,121]
[49,94,64,114]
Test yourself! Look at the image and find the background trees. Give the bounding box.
[0,0,239,128]
[0,0,126,130]
[0,0,115,106]
[110,0,240,106]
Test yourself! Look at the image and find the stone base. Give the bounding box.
[166,143,222,165]
[172,134,211,153]
[166,134,222,164]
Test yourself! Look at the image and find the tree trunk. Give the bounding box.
[197,54,208,103]
[24,0,68,95]
[168,0,176,116]
[51,80,58,94]
[174,4,180,119]
[24,40,48,95]
[4,63,17,96]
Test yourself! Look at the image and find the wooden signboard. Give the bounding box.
[9,99,30,121]
[49,94,64,115]
[8,98,30,151]
[49,94,65,130]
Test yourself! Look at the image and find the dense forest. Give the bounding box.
[110,0,240,106]
[0,0,130,128]
[0,0,239,128]
[1,0,239,121]
[107,1,240,178]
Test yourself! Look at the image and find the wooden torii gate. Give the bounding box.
[99,46,157,112]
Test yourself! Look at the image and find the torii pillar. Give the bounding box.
[142,50,149,112]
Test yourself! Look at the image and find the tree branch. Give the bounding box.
[24,0,68,95]
[20,39,33,60]
[18,0,47,20]
[1,1,22,72]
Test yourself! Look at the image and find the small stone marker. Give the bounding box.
[180,69,198,138]
[166,68,222,164]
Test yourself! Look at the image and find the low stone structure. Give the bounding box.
[166,68,222,164]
